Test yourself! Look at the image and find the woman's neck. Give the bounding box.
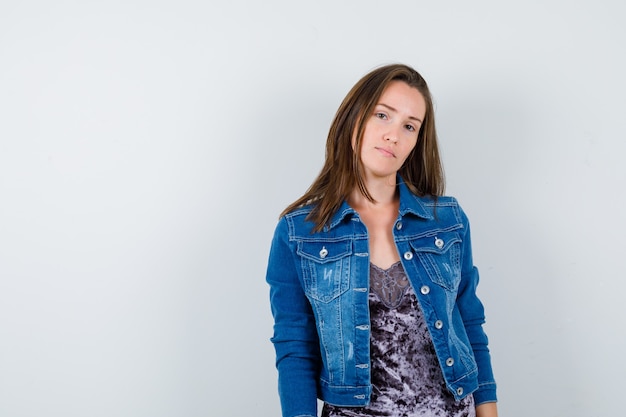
[349,176,398,210]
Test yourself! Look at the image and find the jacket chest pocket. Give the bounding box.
[297,240,352,303]
[408,232,462,291]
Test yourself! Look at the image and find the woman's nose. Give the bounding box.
[384,125,401,142]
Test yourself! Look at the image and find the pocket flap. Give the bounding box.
[297,240,352,263]
[408,231,461,254]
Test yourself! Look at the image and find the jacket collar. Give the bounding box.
[397,179,434,220]
[326,178,434,231]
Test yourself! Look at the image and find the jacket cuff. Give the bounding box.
[472,382,497,405]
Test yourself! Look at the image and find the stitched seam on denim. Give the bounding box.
[421,253,443,286]
[448,366,478,385]
[452,333,476,370]
[395,224,463,242]
[336,290,345,383]
[311,300,332,385]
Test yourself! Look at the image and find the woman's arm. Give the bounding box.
[266,218,320,417]
[455,202,498,405]
[476,401,498,417]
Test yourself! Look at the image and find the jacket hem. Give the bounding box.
[318,382,371,407]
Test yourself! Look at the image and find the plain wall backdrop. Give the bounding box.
[1,1,625,416]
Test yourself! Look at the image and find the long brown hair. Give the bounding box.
[282,63,445,232]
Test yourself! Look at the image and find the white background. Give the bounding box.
[1,1,625,416]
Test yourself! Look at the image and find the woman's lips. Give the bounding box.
[375,147,395,157]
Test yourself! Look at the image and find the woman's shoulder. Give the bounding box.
[281,203,315,222]
[275,204,317,237]
[278,199,358,239]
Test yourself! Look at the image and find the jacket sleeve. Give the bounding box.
[266,217,320,417]
[455,204,497,405]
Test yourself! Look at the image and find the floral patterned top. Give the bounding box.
[321,262,475,417]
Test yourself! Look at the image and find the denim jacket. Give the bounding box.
[266,181,497,417]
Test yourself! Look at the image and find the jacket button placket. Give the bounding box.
[353,225,371,386]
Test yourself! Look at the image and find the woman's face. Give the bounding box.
[356,81,426,183]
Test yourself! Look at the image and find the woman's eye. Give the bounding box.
[405,124,415,132]
[375,112,387,120]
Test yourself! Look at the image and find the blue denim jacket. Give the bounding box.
[266,181,497,417]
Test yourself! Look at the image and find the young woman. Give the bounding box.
[266,64,498,417]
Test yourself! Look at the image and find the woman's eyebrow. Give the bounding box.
[378,103,423,123]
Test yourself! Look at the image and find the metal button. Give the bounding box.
[319,247,328,258]
[446,357,454,366]
[435,320,443,329]
[396,221,403,230]
[420,285,430,295]
[403,251,413,261]
[434,237,444,249]
[456,387,464,396]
